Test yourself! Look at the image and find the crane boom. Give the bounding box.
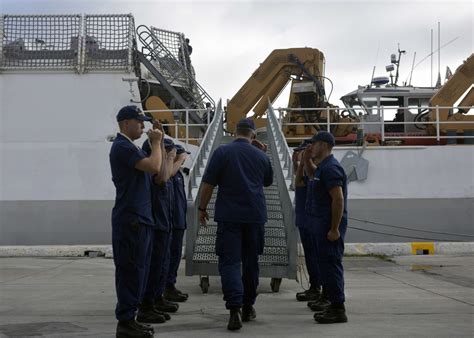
[227,48,325,131]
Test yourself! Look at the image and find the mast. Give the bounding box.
[431,29,433,87]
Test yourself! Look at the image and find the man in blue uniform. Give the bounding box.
[165,144,191,302]
[303,131,348,324]
[293,139,322,302]
[109,105,163,337]
[139,138,180,323]
[198,118,273,331]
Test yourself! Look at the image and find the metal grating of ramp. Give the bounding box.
[191,133,290,269]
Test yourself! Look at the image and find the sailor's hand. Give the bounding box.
[292,150,300,163]
[147,128,163,143]
[152,119,164,132]
[167,148,177,160]
[302,147,312,161]
[177,152,187,164]
[298,151,304,162]
[199,209,209,227]
[152,119,165,146]
[327,228,340,242]
[252,139,268,152]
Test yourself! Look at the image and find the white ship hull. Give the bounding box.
[1,72,472,245]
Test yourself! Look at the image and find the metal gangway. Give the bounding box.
[185,101,297,293]
[136,24,214,111]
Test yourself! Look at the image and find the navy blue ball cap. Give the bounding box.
[236,118,256,131]
[294,138,312,152]
[164,138,175,150]
[175,144,191,155]
[311,131,335,147]
[116,105,151,122]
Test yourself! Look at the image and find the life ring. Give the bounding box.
[364,133,381,146]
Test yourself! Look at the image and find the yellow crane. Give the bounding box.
[226,48,357,142]
[429,53,474,134]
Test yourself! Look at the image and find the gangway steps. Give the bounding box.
[191,133,290,269]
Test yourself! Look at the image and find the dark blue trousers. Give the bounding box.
[143,229,172,303]
[112,222,153,321]
[313,234,345,304]
[166,228,185,288]
[298,226,321,288]
[216,222,265,310]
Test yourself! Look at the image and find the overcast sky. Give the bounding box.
[1,0,472,107]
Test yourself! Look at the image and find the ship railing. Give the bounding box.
[142,107,216,144]
[274,105,474,143]
[0,14,135,73]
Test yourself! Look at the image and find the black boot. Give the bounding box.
[155,296,179,313]
[164,285,188,302]
[155,310,171,321]
[171,285,189,298]
[116,319,154,337]
[227,308,243,331]
[309,296,331,312]
[314,304,348,324]
[137,307,166,324]
[296,285,321,302]
[242,305,256,322]
[175,287,189,298]
[134,321,155,333]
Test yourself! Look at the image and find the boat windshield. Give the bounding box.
[343,93,406,120]
[341,95,365,117]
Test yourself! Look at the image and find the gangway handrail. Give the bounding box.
[267,104,294,181]
[266,103,297,278]
[185,99,223,276]
[186,99,223,201]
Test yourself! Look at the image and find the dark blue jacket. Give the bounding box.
[172,170,187,230]
[110,133,154,227]
[294,175,308,228]
[305,154,348,236]
[202,138,273,224]
[142,140,174,232]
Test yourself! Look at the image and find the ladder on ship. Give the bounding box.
[185,100,297,293]
[136,25,214,112]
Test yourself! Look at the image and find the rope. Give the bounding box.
[349,217,474,238]
[349,225,462,242]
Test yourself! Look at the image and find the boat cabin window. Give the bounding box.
[360,96,403,119]
[360,97,379,115]
[407,98,430,117]
[341,96,365,117]
[379,96,404,120]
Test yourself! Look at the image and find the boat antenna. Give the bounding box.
[431,29,433,87]
[409,35,459,78]
[369,42,380,87]
[394,43,406,86]
[408,52,416,86]
[370,66,376,88]
[437,22,441,87]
